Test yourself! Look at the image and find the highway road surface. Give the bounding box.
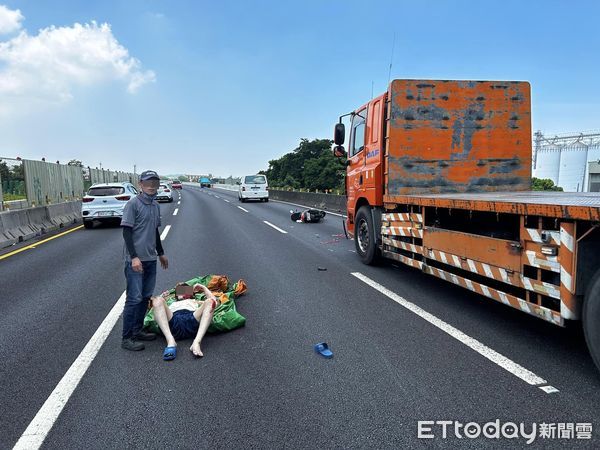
[0,185,598,449]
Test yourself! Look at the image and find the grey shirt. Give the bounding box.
[121,194,162,262]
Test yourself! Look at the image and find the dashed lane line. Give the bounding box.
[263,220,288,234]
[237,206,249,213]
[173,208,179,216]
[160,225,171,240]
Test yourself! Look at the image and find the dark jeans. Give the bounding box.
[123,260,157,339]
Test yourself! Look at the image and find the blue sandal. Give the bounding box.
[314,342,333,359]
[163,346,177,361]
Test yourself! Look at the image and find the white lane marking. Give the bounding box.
[173,208,179,216]
[224,199,230,203]
[351,272,554,390]
[215,195,220,198]
[263,221,288,234]
[14,291,127,450]
[177,201,181,205]
[237,206,249,213]
[160,225,171,240]
[539,385,559,393]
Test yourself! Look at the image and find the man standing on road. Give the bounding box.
[121,170,169,351]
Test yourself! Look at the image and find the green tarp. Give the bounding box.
[143,275,247,334]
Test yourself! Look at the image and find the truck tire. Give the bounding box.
[354,206,380,265]
[83,220,93,229]
[584,269,600,373]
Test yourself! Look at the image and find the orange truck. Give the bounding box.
[333,79,600,372]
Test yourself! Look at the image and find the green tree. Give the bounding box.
[0,161,9,181]
[264,138,345,191]
[178,175,189,182]
[532,177,563,191]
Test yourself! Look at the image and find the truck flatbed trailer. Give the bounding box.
[333,79,600,372]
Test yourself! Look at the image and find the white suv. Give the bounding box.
[157,183,173,203]
[82,182,138,228]
[238,175,269,202]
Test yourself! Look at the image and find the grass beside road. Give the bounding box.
[2,193,27,201]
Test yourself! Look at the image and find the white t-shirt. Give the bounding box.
[169,299,200,313]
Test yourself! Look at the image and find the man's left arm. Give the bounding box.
[156,228,168,269]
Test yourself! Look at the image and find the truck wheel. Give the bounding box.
[584,269,600,373]
[83,221,93,229]
[354,206,380,265]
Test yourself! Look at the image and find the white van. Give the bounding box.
[238,174,269,202]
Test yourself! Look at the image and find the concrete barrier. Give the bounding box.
[0,209,39,245]
[268,190,347,213]
[0,200,82,249]
[46,201,80,227]
[27,206,56,233]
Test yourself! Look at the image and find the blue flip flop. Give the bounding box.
[163,346,177,361]
[314,342,333,359]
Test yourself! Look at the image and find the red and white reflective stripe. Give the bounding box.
[382,250,424,270]
[382,237,422,254]
[525,250,560,273]
[524,228,561,246]
[381,226,423,239]
[559,222,579,320]
[423,265,563,326]
[382,212,423,223]
[383,213,410,222]
[425,248,561,299]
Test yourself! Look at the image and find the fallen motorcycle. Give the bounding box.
[290,209,326,223]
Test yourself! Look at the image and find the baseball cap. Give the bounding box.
[139,170,160,181]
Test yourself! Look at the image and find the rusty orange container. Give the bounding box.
[385,80,532,196]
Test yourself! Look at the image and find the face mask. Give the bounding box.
[141,191,157,200]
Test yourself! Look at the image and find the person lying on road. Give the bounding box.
[151,283,218,360]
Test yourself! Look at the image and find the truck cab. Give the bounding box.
[334,93,386,238]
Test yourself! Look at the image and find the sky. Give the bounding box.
[0,0,599,178]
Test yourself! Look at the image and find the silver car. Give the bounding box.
[82,182,138,229]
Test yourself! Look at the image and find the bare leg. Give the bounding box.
[190,299,216,357]
[151,297,176,348]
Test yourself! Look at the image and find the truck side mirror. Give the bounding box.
[334,123,345,145]
[333,145,347,158]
